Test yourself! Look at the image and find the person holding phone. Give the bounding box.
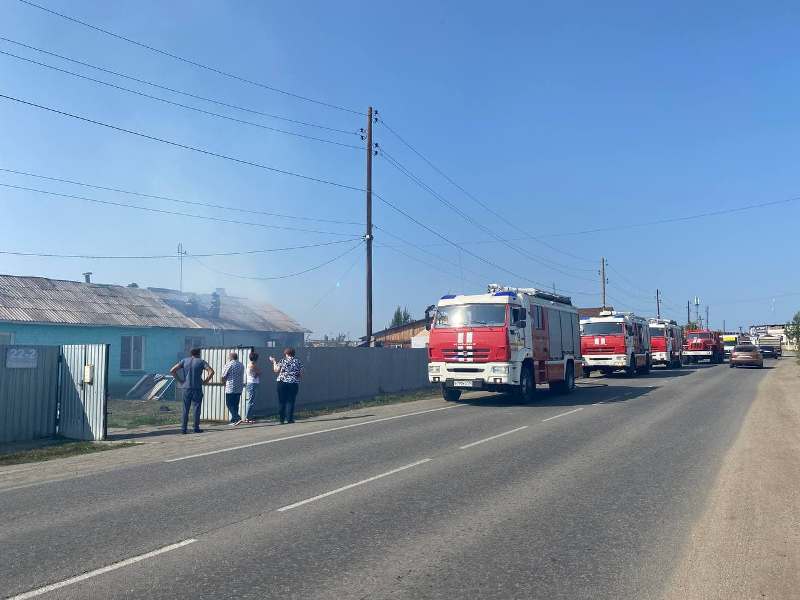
[270,347,303,424]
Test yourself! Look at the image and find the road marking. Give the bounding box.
[165,405,462,463]
[592,401,605,405]
[541,407,584,422]
[277,458,432,512]
[6,539,196,600]
[458,426,529,450]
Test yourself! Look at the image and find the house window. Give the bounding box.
[0,332,14,345]
[184,336,205,355]
[120,335,144,371]
[264,340,277,348]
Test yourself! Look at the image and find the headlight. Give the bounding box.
[491,366,509,374]
[428,365,440,373]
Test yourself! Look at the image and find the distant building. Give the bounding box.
[0,275,307,395]
[749,323,794,349]
[578,307,613,318]
[368,318,429,348]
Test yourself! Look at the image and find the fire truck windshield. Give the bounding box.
[649,327,665,338]
[581,322,623,336]
[688,332,712,340]
[434,304,506,328]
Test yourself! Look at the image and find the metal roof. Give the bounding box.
[0,275,306,332]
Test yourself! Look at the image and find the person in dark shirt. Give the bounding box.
[170,348,215,434]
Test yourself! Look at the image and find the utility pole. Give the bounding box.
[177,242,186,293]
[694,296,701,327]
[656,289,661,319]
[687,300,691,326]
[365,107,374,346]
[600,257,607,310]
[706,305,710,330]
[723,319,726,334]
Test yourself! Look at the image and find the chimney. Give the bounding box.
[210,292,221,319]
[83,272,92,284]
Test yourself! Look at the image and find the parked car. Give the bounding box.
[729,345,764,368]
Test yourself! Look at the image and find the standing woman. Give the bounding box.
[243,351,262,424]
[270,347,303,424]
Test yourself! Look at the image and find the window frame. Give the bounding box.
[120,334,145,372]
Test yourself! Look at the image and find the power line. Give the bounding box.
[375,114,594,265]
[307,250,363,311]
[16,0,363,115]
[0,49,362,150]
[0,92,365,193]
[0,36,358,136]
[543,196,800,238]
[190,240,363,281]
[0,183,363,237]
[372,190,593,296]
[0,239,358,260]
[379,147,596,282]
[0,167,364,226]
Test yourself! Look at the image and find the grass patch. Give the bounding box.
[291,387,439,420]
[0,440,139,466]
[108,398,183,429]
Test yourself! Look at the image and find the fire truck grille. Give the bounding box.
[587,347,617,354]
[442,348,490,362]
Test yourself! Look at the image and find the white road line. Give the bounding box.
[458,426,529,450]
[277,458,432,512]
[541,407,584,422]
[165,405,462,463]
[592,401,605,405]
[6,539,196,600]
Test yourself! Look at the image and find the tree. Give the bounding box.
[785,311,800,349]
[389,305,413,328]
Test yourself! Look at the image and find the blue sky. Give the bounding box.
[1,0,799,337]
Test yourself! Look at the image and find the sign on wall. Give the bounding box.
[5,347,38,369]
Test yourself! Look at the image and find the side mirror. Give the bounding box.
[424,304,435,331]
[515,320,527,329]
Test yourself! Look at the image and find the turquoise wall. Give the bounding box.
[0,323,303,397]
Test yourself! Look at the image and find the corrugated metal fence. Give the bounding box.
[0,345,60,443]
[0,344,108,443]
[190,346,431,421]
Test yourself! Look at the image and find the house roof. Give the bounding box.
[0,275,306,332]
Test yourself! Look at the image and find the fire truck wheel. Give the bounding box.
[517,364,535,403]
[442,385,462,402]
[625,355,637,377]
[638,355,651,375]
[551,362,575,394]
[582,367,591,378]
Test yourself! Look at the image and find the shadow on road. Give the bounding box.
[458,383,656,408]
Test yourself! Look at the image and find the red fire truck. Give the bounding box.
[427,284,583,402]
[683,329,724,363]
[648,318,683,368]
[580,311,652,376]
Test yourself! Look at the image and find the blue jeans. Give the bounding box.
[181,388,203,432]
[245,383,259,420]
[225,392,242,423]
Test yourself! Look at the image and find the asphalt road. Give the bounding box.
[0,361,771,599]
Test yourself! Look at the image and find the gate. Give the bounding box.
[58,344,109,441]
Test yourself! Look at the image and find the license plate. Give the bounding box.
[453,380,474,388]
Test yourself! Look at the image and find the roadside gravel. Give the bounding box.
[665,358,800,599]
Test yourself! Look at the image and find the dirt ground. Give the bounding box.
[665,357,800,599]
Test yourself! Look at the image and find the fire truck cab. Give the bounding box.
[683,329,724,363]
[648,318,683,368]
[580,311,652,377]
[427,284,583,403]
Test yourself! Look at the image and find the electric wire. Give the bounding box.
[189,240,363,281]
[379,147,596,281]
[0,239,358,260]
[375,115,594,264]
[307,250,363,311]
[0,183,363,238]
[0,93,366,193]
[0,49,362,150]
[16,0,364,115]
[0,167,364,226]
[372,190,593,296]
[0,36,359,136]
